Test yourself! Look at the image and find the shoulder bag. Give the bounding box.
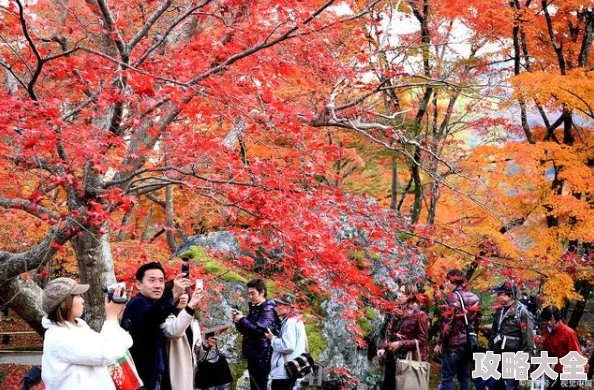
[194,344,233,389]
[395,339,430,390]
[282,323,316,379]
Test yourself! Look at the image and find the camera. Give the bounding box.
[103,282,128,304]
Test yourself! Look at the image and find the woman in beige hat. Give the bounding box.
[41,277,133,390]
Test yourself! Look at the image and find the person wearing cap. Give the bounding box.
[488,281,534,390]
[265,293,307,390]
[41,277,132,390]
[435,269,481,390]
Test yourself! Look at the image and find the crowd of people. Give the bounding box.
[376,268,590,390]
[39,261,307,390]
[37,261,591,390]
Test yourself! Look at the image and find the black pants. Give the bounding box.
[381,360,396,390]
[247,359,269,390]
[271,378,297,390]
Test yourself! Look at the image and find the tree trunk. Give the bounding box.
[71,226,116,331]
[410,147,423,224]
[567,281,592,329]
[0,277,45,335]
[390,159,398,210]
[165,184,177,252]
[426,180,439,226]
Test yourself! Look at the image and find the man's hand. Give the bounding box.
[434,344,442,356]
[377,349,386,359]
[188,287,204,309]
[172,274,191,300]
[264,328,274,340]
[232,310,244,323]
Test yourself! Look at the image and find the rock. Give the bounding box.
[179,227,424,388]
[177,231,240,257]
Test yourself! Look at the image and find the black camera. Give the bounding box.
[103,282,128,304]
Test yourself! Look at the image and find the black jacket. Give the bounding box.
[121,290,176,390]
[489,300,534,353]
[235,299,279,360]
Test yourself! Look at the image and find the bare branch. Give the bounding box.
[0,197,60,221]
[128,0,173,50]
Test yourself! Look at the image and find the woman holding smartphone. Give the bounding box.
[161,281,216,390]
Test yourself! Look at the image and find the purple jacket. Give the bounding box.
[235,299,279,360]
[439,286,481,350]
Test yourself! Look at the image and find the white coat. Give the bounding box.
[269,317,307,379]
[161,308,207,390]
[41,317,133,390]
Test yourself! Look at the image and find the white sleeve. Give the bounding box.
[271,319,297,354]
[161,309,193,339]
[56,320,132,366]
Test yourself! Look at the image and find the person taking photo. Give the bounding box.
[41,277,132,390]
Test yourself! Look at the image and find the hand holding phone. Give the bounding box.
[181,259,190,278]
[195,279,204,290]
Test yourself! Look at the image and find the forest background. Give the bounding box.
[0,0,593,385]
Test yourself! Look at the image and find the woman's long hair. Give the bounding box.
[402,282,419,306]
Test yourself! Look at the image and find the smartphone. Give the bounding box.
[205,331,215,339]
[181,261,190,278]
[195,279,204,290]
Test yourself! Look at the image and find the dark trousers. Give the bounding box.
[438,347,471,390]
[247,359,269,390]
[381,360,396,390]
[271,378,297,390]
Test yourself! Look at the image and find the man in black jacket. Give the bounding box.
[489,282,534,390]
[233,278,280,390]
[122,262,189,390]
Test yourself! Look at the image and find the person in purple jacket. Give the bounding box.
[233,278,280,390]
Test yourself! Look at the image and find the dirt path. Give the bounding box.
[0,351,41,365]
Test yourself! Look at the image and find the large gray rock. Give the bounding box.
[177,231,241,256]
[181,227,424,389]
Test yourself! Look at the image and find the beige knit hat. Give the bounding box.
[42,277,89,314]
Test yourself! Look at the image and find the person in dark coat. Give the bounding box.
[377,282,428,390]
[121,262,190,390]
[233,278,279,390]
[435,269,481,390]
[489,282,534,390]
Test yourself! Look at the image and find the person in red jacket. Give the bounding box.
[540,305,589,390]
[377,282,428,390]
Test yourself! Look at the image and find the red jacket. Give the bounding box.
[542,321,588,374]
[383,305,428,361]
[439,287,481,349]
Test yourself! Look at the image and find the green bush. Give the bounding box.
[305,322,327,361]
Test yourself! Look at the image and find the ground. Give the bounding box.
[0,311,43,389]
